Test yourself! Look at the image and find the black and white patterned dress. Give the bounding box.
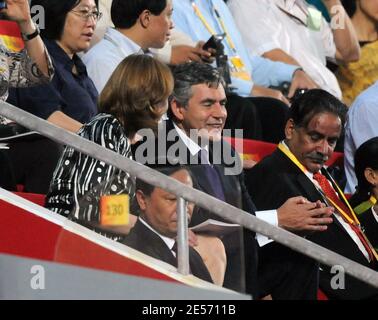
[45,113,135,222]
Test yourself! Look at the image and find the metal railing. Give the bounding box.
[1,101,378,289]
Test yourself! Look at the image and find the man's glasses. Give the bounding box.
[71,9,103,21]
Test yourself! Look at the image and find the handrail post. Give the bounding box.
[177,197,190,275]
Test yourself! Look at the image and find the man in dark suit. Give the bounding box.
[245,89,378,299]
[134,62,334,298]
[122,165,213,283]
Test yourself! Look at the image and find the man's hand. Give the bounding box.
[170,42,213,65]
[277,196,334,233]
[288,69,318,99]
[252,85,290,105]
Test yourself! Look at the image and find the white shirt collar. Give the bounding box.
[173,122,209,158]
[138,217,176,250]
[274,0,309,24]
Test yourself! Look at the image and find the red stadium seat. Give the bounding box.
[225,137,344,167]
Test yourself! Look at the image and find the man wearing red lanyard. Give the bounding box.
[245,89,378,299]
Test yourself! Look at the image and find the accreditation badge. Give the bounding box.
[230,56,251,81]
[100,194,130,226]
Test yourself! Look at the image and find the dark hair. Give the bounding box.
[167,62,225,120]
[350,137,378,206]
[136,164,192,197]
[288,89,348,129]
[111,0,167,29]
[98,54,173,138]
[341,0,357,17]
[31,0,99,40]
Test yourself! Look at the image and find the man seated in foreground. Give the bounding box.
[121,165,213,283]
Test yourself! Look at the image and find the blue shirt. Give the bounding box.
[7,39,98,123]
[83,28,145,93]
[344,81,378,193]
[172,0,299,97]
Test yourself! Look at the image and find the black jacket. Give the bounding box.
[246,148,378,299]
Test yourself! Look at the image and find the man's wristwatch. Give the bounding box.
[21,24,40,42]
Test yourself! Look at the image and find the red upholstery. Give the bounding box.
[224,137,276,162]
[225,137,344,166]
[317,289,329,300]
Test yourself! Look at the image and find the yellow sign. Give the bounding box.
[100,194,129,226]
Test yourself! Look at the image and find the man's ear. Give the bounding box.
[285,118,295,140]
[139,10,151,28]
[136,190,147,211]
[170,98,186,122]
[364,168,378,187]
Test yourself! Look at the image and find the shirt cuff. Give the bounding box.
[255,209,278,247]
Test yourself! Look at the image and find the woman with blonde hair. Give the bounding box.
[45,54,173,228]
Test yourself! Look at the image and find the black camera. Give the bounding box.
[203,33,225,55]
[203,34,233,91]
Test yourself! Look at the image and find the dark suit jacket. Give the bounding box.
[122,220,213,283]
[245,148,378,300]
[133,119,259,296]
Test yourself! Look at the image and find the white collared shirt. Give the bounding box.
[83,27,145,93]
[139,217,176,255]
[173,122,205,159]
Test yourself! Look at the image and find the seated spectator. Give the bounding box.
[337,0,378,106]
[45,54,173,232]
[228,0,360,100]
[134,61,334,297]
[0,0,54,191]
[83,0,174,93]
[344,81,378,193]
[121,164,214,283]
[173,0,316,102]
[350,137,378,250]
[6,0,101,193]
[171,0,317,144]
[91,0,211,65]
[246,89,378,299]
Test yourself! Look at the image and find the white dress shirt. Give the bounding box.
[228,0,342,98]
